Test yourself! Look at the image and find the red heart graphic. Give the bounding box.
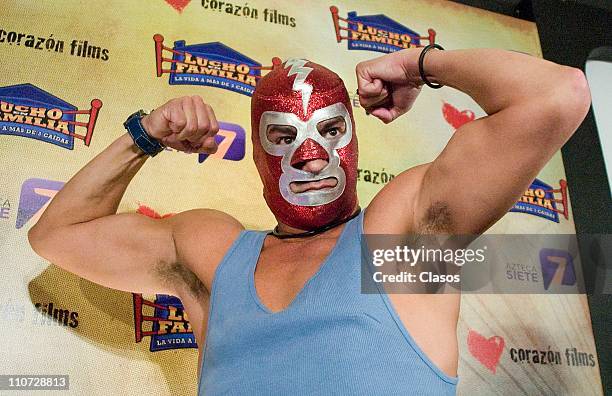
[467,329,504,373]
[164,0,191,12]
[136,204,175,219]
[442,101,475,130]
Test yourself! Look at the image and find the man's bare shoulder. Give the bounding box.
[169,208,244,231]
[166,209,244,289]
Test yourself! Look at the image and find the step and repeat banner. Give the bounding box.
[0,0,603,394]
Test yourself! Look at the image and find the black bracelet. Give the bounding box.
[418,44,445,89]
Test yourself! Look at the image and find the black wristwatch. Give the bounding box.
[123,110,165,157]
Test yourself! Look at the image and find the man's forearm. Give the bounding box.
[32,133,148,231]
[422,48,584,116]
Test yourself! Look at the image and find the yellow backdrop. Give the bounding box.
[0,0,602,394]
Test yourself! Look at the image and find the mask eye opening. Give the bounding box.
[266,124,298,145]
[316,116,346,140]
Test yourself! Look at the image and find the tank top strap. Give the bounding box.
[313,208,366,280]
[207,229,267,318]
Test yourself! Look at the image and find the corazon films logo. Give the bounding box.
[330,6,437,54]
[136,203,175,219]
[0,84,102,150]
[442,101,475,130]
[164,0,191,13]
[153,34,278,97]
[16,178,65,229]
[467,329,505,374]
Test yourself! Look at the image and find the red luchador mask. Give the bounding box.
[251,59,358,230]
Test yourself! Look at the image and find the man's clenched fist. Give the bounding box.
[141,96,219,154]
[355,49,425,124]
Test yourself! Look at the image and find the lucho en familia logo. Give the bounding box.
[329,6,437,54]
[510,179,569,223]
[0,84,102,150]
[133,293,197,352]
[153,34,278,96]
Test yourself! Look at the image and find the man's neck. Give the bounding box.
[273,204,361,237]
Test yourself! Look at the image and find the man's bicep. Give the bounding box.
[417,105,562,234]
[29,213,180,295]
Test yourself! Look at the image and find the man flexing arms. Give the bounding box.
[28,47,590,394]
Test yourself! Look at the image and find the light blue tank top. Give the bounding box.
[198,210,458,395]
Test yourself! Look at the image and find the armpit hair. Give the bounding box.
[422,201,454,233]
[154,261,207,299]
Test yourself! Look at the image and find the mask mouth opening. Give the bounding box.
[290,177,338,193]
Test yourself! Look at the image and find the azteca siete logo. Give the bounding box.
[0,196,10,221]
[510,179,569,223]
[133,293,197,352]
[539,248,577,290]
[16,178,65,229]
[164,120,246,162]
[153,34,280,97]
[0,84,102,150]
[330,6,437,54]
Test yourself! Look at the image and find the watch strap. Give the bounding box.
[124,110,165,157]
